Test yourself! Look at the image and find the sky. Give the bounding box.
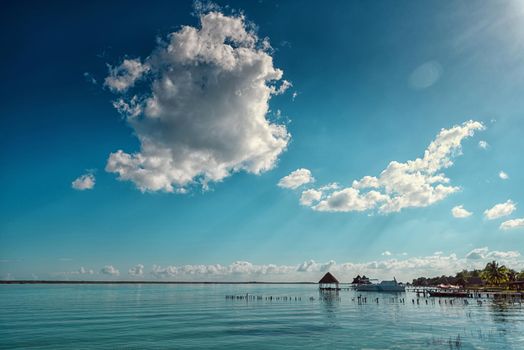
[1,0,524,282]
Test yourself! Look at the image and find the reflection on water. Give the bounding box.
[0,284,523,349]
[318,289,340,302]
[319,289,340,328]
[490,300,523,326]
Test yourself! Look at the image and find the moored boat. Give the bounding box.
[354,278,405,292]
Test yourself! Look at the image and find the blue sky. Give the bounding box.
[1,0,523,281]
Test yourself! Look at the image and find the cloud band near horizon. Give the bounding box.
[45,247,522,283]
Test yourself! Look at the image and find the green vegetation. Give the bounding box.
[412,261,524,287]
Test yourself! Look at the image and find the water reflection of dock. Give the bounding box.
[409,287,524,300]
[225,294,302,301]
[225,289,523,307]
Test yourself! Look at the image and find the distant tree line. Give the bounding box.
[412,261,524,287]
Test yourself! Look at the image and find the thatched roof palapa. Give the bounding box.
[318,272,339,284]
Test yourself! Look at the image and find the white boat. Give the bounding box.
[354,278,405,292]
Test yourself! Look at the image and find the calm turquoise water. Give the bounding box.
[1,284,523,349]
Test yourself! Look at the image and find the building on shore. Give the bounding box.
[351,275,371,285]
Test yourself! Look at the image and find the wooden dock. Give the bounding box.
[408,287,524,299]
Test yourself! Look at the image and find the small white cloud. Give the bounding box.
[466,247,489,260]
[313,188,389,212]
[78,267,94,275]
[58,267,94,276]
[299,189,322,206]
[100,265,120,276]
[319,183,339,191]
[500,218,524,231]
[381,251,392,256]
[83,72,97,85]
[451,205,472,218]
[278,168,315,189]
[104,58,149,92]
[409,61,442,90]
[488,250,520,259]
[72,173,95,190]
[274,80,292,95]
[499,171,509,180]
[433,251,443,256]
[292,91,298,101]
[478,140,489,149]
[466,246,520,260]
[128,264,144,276]
[112,96,142,118]
[297,260,337,272]
[484,200,516,220]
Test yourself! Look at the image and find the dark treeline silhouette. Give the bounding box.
[412,261,524,287]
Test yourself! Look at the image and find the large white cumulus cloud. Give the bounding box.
[105,11,290,192]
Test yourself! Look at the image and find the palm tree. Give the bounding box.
[455,270,469,287]
[481,261,510,286]
[508,269,518,282]
[518,270,524,281]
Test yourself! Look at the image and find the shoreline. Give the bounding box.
[0,280,317,285]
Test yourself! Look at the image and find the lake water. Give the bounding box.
[1,284,523,349]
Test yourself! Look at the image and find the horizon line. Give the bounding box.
[0,280,322,285]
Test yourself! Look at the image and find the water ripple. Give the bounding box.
[1,285,523,349]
